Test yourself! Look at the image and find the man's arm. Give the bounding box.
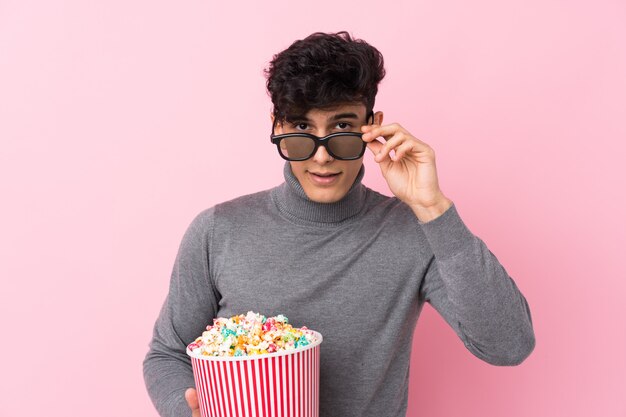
[418,203,535,365]
[143,207,219,417]
[360,120,534,365]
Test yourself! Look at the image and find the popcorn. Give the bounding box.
[188,311,318,357]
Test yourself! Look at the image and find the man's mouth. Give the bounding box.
[308,171,341,185]
[310,172,340,177]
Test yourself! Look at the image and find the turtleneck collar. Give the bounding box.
[271,161,368,225]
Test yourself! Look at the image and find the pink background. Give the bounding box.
[1,0,624,416]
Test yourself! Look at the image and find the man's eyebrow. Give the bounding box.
[330,112,359,121]
[285,115,310,123]
[285,112,360,123]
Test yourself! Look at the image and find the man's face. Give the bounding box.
[273,103,378,203]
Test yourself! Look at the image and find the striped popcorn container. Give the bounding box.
[187,330,323,417]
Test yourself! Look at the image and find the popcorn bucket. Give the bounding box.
[187,330,323,417]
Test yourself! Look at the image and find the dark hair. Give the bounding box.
[265,31,385,122]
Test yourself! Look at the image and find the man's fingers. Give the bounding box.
[366,139,384,155]
[366,140,393,167]
[360,124,382,141]
[361,123,404,141]
[374,133,405,162]
[393,141,416,161]
[362,124,431,153]
[185,388,199,410]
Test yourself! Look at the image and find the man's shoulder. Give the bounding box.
[363,185,412,213]
[183,187,275,238]
[216,187,274,211]
[360,185,427,233]
[197,186,276,225]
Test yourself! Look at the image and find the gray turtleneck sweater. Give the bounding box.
[143,162,535,417]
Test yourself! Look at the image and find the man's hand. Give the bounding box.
[361,123,452,222]
[185,388,201,417]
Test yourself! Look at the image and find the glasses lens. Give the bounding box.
[328,134,365,159]
[280,135,316,160]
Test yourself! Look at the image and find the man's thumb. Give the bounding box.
[185,388,199,410]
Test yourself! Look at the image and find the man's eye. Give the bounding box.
[336,122,351,129]
[296,123,309,130]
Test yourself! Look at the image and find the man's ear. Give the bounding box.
[374,111,384,126]
[270,113,283,134]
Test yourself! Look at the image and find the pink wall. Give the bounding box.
[1,0,624,416]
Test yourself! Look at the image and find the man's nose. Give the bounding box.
[312,143,334,164]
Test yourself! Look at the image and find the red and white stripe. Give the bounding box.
[190,344,320,417]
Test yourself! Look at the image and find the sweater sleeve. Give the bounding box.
[417,203,535,366]
[143,207,220,417]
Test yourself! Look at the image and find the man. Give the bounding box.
[143,31,535,417]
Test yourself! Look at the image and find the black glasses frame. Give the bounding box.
[270,132,365,161]
[270,111,375,161]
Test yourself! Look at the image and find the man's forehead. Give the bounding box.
[287,103,366,121]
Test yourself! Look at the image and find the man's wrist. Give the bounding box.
[409,195,453,223]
